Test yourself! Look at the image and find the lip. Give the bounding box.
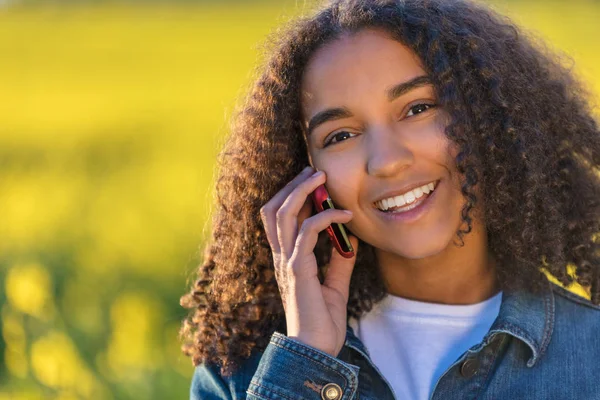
[372,179,441,207]
[373,179,441,223]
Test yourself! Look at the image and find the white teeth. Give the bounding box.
[375,181,438,211]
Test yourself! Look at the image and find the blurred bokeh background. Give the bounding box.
[0,0,597,399]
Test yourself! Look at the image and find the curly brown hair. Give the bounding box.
[179,0,600,377]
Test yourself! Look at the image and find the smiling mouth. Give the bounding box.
[373,180,440,213]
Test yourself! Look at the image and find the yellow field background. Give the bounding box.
[0,1,598,399]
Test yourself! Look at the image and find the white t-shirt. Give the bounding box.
[348,290,503,400]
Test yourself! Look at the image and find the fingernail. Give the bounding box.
[312,170,324,178]
[343,210,353,215]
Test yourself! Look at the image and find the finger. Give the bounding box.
[277,170,327,258]
[261,166,315,252]
[290,209,354,279]
[272,166,316,208]
[297,195,314,227]
[322,234,359,300]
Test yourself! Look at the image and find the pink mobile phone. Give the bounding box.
[310,184,355,258]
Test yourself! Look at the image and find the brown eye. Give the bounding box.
[406,103,436,117]
[324,130,357,147]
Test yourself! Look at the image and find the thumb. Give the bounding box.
[322,234,359,299]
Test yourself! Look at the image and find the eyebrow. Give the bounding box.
[306,75,432,136]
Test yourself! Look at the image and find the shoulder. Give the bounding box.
[549,281,600,332]
[550,281,600,312]
[191,361,230,399]
[542,282,600,371]
[190,349,264,400]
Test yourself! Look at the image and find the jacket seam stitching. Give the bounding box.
[271,335,359,376]
[550,282,600,311]
[494,322,536,348]
[247,382,295,400]
[270,340,355,386]
[540,285,555,358]
[271,341,358,398]
[492,322,540,366]
[246,388,269,400]
[476,335,506,397]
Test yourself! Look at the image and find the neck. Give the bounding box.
[376,220,499,305]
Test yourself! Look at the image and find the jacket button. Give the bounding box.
[321,383,342,400]
[460,358,479,378]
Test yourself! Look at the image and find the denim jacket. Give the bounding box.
[190,280,600,399]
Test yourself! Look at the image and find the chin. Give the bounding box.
[383,230,455,260]
[397,239,448,259]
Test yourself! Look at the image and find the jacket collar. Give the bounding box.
[344,279,555,368]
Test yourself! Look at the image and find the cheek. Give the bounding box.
[327,175,359,208]
[423,111,455,157]
[316,165,361,209]
[410,120,454,166]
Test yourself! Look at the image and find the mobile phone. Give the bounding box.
[310,183,355,258]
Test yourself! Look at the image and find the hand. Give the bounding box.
[259,166,359,357]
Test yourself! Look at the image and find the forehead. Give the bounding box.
[300,29,426,112]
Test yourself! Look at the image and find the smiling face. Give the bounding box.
[301,28,475,260]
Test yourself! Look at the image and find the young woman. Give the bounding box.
[180,0,600,399]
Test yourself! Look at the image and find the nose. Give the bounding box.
[366,125,415,177]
